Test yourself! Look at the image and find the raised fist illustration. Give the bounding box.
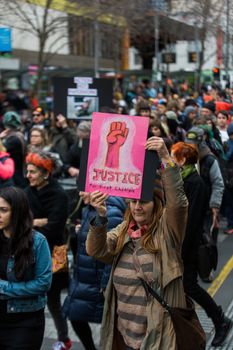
[105,121,129,168]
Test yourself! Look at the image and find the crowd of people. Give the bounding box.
[0,80,232,349]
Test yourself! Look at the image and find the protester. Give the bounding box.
[27,127,49,152]
[0,186,52,350]
[165,110,186,144]
[216,110,229,143]
[0,139,14,187]
[64,121,91,178]
[24,150,72,350]
[32,106,50,129]
[185,126,224,248]
[63,191,126,350]
[222,123,233,235]
[171,142,232,347]
[0,111,27,188]
[86,136,189,350]
[182,106,197,131]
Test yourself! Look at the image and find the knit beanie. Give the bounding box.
[3,111,21,129]
[184,106,196,117]
[202,101,216,114]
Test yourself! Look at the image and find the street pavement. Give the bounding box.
[41,218,233,350]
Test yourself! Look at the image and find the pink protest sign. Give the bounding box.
[85,112,149,199]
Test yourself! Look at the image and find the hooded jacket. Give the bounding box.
[198,142,224,209]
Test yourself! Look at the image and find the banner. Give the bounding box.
[53,77,114,120]
[78,112,160,200]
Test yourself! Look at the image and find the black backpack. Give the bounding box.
[197,231,218,279]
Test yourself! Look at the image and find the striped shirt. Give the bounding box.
[113,240,155,349]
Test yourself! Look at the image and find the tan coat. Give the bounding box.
[86,167,188,350]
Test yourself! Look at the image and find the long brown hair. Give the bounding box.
[113,195,163,255]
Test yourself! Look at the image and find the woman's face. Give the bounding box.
[0,197,11,232]
[151,126,161,137]
[129,200,154,227]
[30,131,43,146]
[26,164,48,189]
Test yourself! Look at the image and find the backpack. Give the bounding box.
[197,231,218,279]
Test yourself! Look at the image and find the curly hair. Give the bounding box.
[26,150,55,174]
[0,187,34,280]
[171,142,198,165]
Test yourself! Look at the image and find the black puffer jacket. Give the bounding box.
[62,196,126,323]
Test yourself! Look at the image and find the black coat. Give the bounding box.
[62,196,126,323]
[24,179,69,251]
[182,170,208,264]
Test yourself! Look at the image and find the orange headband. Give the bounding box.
[26,153,54,173]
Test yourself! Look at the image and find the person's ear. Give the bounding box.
[43,171,49,180]
[180,157,186,166]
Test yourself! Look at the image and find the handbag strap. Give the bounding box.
[139,278,171,312]
[66,197,83,225]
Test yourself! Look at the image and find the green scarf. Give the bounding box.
[181,164,196,179]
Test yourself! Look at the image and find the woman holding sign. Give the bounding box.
[86,137,204,350]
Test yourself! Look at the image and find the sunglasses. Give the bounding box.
[33,113,41,117]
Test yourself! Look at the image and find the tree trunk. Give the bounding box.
[33,35,47,99]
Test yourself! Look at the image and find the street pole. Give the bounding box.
[225,0,230,80]
[194,21,200,91]
[94,20,100,78]
[94,0,100,78]
[153,0,160,82]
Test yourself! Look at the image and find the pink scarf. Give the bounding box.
[127,221,148,239]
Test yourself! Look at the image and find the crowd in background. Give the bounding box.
[0,78,233,349]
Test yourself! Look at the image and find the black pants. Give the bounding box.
[71,320,97,350]
[0,315,45,350]
[183,263,221,325]
[47,272,69,342]
[204,209,219,244]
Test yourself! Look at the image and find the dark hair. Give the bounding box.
[184,99,197,107]
[136,100,151,115]
[167,100,179,111]
[0,187,34,280]
[217,110,229,119]
[151,119,167,137]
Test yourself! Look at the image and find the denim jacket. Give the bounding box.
[0,231,52,313]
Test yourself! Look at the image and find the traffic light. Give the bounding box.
[212,67,220,79]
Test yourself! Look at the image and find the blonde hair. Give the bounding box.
[0,139,6,152]
[114,195,163,255]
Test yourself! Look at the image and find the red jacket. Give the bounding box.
[215,101,232,113]
[0,152,14,180]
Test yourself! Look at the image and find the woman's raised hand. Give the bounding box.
[146,136,170,162]
[90,191,108,217]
